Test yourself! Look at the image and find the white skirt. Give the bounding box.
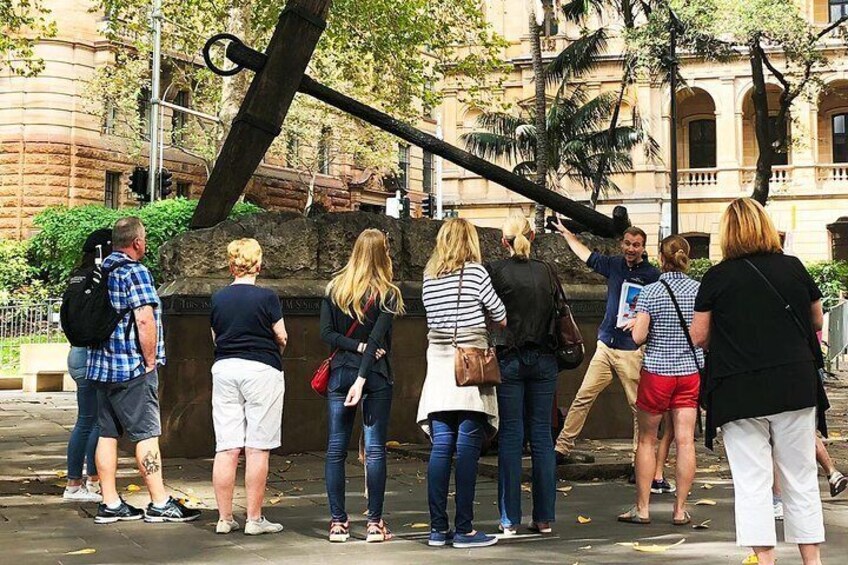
[416,328,499,437]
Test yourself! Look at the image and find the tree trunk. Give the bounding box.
[590,79,627,209]
[219,1,252,143]
[749,40,773,205]
[529,10,548,231]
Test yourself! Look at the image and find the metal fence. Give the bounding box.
[0,300,65,374]
[828,300,848,365]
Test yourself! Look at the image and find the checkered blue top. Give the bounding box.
[636,272,704,376]
[86,252,166,383]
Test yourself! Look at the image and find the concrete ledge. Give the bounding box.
[20,343,72,393]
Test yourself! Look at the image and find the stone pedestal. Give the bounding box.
[157,212,631,457]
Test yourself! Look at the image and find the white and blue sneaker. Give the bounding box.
[428,529,455,547]
[452,530,498,549]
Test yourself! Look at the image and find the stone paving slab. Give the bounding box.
[0,388,847,564]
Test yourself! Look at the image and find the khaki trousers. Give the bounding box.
[554,341,642,455]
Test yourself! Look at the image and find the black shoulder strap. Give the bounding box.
[659,279,701,371]
[743,258,823,367]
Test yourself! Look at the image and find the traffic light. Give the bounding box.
[157,168,173,199]
[400,195,411,219]
[422,194,435,219]
[128,166,150,203]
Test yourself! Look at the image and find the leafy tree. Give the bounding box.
[631,0,848,204]
[0,0,57,76]
[87,0,508,207]
[462,87,657,198]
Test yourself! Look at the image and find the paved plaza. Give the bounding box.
[0,381,846,564]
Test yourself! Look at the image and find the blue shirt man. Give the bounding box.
[550,221,659,461]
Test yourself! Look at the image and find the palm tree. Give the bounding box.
[462,87,658,206]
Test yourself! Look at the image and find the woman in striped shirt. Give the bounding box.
[417,218,507,549]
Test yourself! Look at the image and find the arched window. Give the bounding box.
[688,119,716,169]
[682,233,710,260]
[832,113,848,163]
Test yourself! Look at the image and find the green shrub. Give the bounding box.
[0,239,36,292]
[687,258,713,282]
[807,260,848,310]
[29,198,262,286]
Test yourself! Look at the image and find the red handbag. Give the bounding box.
[311,296,376,397]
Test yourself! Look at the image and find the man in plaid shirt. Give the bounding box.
[87,217,199,525]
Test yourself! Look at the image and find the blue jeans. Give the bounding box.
[427,411,485,535]
[66,347,99,480]
[497,348,558,526]
[325,367,392,522]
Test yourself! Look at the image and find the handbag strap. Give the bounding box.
[328,294,376,361]
[659,279,701,371]
[452,266,465,346]
[742,258,823,367]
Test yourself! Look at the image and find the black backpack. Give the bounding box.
[60,260,136,347]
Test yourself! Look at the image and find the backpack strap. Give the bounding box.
[103,259,142,347]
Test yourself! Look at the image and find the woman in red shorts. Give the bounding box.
[617,235,703,525]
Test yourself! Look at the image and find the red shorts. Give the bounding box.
[636,369,700,414]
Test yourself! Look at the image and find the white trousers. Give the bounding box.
[722,407,824,547]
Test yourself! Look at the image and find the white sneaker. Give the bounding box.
[86,480,101,495]
[63,485,102,503]
[216,519,241,534]
[773,501,784,521]
[244,517,284,535]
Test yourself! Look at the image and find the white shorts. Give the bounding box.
[212,358,285,452]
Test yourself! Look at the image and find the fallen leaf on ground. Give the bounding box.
[829,431,842,439]
[701,483,714,490]
[693,519,711,530]
[616,542,636,547]
[55,470,67,478]
[268,497,280,505]
[126,484,141,492]
[521,484,532,492]
[694,499,717,506]
[577,516,592,524]
[385,440,401,448]
[579,545,592,550]
[556,486,573,493]
[409,523,429,528]
[632,538,686,553]
[742,554,759,564]
[65,548,96,555]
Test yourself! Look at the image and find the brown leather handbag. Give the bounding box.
[452,266,501,387]
[544,262,585,371]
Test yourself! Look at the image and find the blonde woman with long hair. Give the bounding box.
[691,198,827,565]
[417,218,506,549]
[486,214,559,535]
[319,229,404,544]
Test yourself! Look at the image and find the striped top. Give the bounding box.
[423,262,507,330]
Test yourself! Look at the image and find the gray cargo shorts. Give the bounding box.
[94,369,162,443]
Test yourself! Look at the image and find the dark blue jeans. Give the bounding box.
[325,367,392,522]
[427,411,485,535]
[497,348,558,526]
[66,347,99,480]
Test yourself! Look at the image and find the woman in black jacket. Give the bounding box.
[691,198,826,565]
[319,229,404,544]
[487,214,558,535]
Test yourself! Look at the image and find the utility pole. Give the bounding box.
[668,6,679,235]
[148,0,163,202]
[435,116,444,220]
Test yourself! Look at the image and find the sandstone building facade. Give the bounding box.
[0,0,436,240]
[438,0,848,261]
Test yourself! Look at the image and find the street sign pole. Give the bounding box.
[148,0,163,202]
[436,116,444,220]
[669,7,679,236]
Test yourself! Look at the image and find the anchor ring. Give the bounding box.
[202,33,244,77]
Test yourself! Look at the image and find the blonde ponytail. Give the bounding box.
[502,214,533,260]
[660,235,691,273]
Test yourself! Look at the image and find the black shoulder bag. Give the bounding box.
[743,259,830,436]
[659,280,705,434]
